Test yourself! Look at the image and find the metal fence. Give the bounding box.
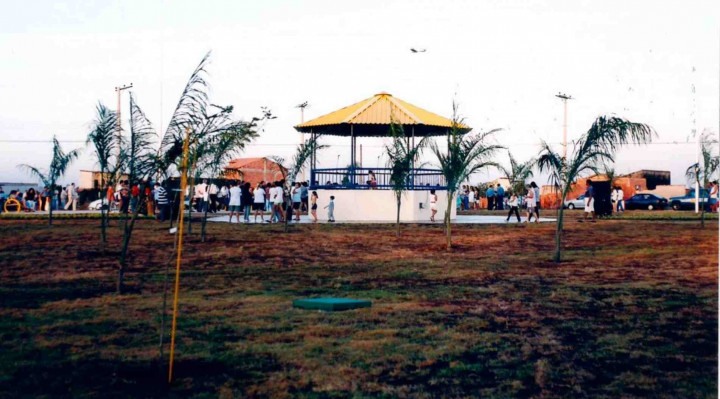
[310,167,447,190]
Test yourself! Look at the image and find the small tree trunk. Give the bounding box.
[396,195,401,238]
[284,200,290,233]
[445,193,453,251]
[118,190,146,294]
[201,207,209,242]
[553,206,566,263]
[48,192,54,226]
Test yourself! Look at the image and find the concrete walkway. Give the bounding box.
[207,214,556,225]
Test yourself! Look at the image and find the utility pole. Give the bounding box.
[115,83,133,147]
[555,93,573,160]
[691,71,700,213]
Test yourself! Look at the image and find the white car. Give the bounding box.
[87,198,109,210]
[563,195,586,209]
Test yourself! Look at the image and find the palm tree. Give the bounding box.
[19,136,81,226]
[538,116,654,262]
[498,151,535,197]
[271,135,325,233]
[385,120,428,237]
[117,92,160,293]
[86,103,122,245]
[431,103,503,250]
[158,52,273,237]
[685,130,719,228]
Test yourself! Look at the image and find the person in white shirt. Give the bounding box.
[64,183,77,211]
[208,182,219,213]
[228,182,242,223]
[468,189,475,210]
[218,185,229,211]
[253,182,266,223]
[525,185,537,223]
[195,179,208,212]
[429,189,438,222]
[505,192,521,222]
[271,181,285,223]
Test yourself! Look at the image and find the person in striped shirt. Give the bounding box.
[154,182,170,222]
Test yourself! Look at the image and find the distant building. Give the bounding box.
[78,170,129,190]
[224,157,287,186]
[623,170,671,190]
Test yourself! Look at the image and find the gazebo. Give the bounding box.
[294,92,468,222]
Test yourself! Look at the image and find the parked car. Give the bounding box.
[669,189,717,211]
[87,198,109,210]
[563,194,585,209]
[623,193,668,210]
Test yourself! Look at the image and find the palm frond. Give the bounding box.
[127,93,159,182]
[160,51,211,164]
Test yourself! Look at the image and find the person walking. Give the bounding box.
[584,179,596,221]
[310,191,318,223]
[324,195,335,222]
[616,186,625,213]
[291,182,302,221]
[64,183,77,211]
[272,181,284,223]
[505,192,521,222]
[531,182,541,221]
[154,182,170,222]
[301,182,309,212]
[194,179,208,212]
[228,181,242,223]
[208,181,219,213]
[218,185,229,211]
[253,182,266,223]
[241,182,252,223]
[130,183,140,213]
[119,185,130,214]
[60,186,68,210]
[106,183,115,211]
[496,184,505,211]
[429,189,438,222]
[525,185,537,223]
[486,185,495,210]
[145,183,154,217]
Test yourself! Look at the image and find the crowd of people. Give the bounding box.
[0,184,80,213]
[186,179,326,223]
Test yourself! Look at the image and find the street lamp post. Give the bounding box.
[555,92,573,159]
[556,92,573,208]
[115,83,133,148]
[296,101,309,181]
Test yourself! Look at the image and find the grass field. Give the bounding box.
[0,215,717,398]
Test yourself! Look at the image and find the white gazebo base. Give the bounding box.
[312,188,455,222]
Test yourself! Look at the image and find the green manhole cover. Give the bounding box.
[293,297,372,311]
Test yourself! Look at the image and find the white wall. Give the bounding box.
[313,189,456,222]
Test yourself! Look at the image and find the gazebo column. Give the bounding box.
[310,129,315,186]
[350,125,356,185]
[411,126,416,187]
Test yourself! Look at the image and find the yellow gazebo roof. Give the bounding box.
[294,92,470,137]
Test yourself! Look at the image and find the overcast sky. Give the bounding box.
[1,0,718,187]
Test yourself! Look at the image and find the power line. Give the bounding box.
[0,139,709,146]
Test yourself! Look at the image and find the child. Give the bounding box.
[429,189,438,222]
[324,195,335,222]
[310,191,318,223]
[505,192,520,222]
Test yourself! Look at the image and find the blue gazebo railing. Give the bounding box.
[310,167,447,190]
